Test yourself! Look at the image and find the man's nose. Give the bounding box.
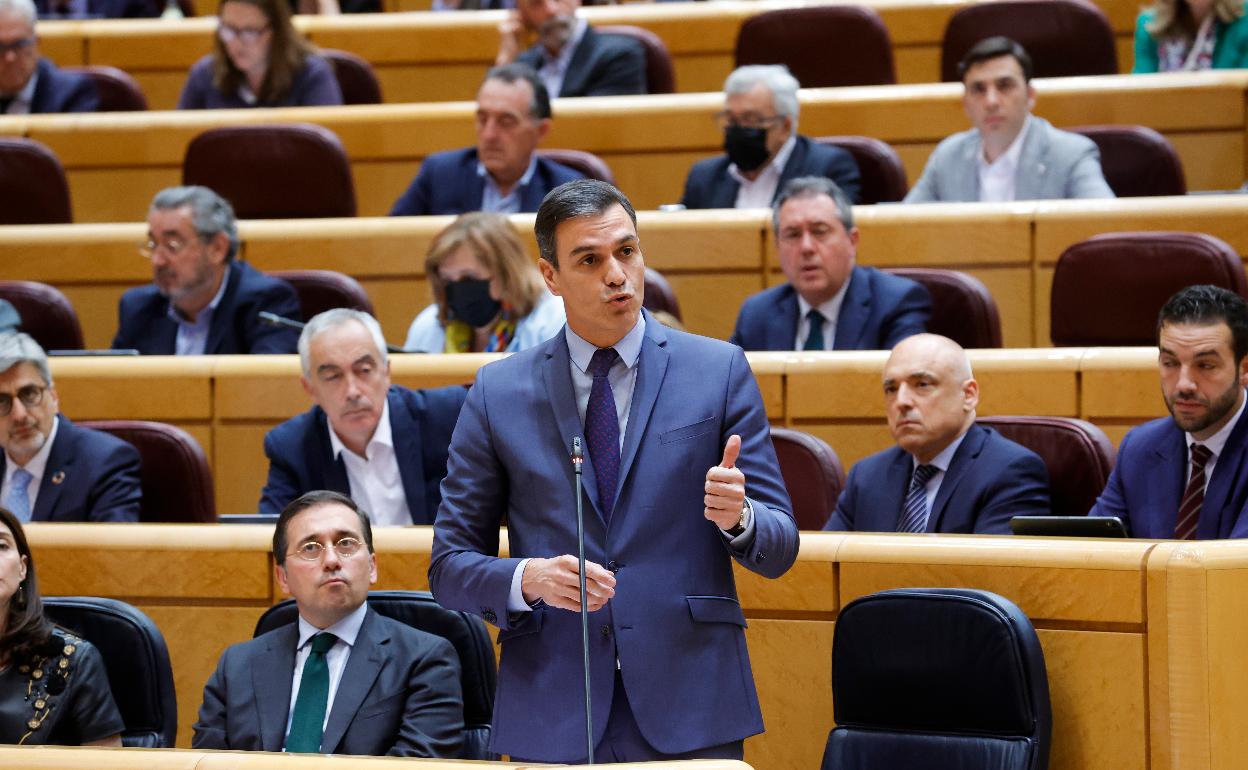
[603,256,627,286]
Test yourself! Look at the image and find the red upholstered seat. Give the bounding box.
[0,138,71,224]
[642,267,683,323]
[269,269,375,320]
[64,65,148,111]
[815,136,909,204]
[321,48,383,105]
[734,6,896,87]
[884,268,1003,349]
[978,416,1115,517]
[537,149,616,184]
[771,427,846,530]
[0,280,84,351]
[80,420,216,522]
[1068,125,1186,198]
[941,0,1117,81]
[597,25,676,94]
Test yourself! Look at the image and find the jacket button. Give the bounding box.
[607,560,619,572]
[600,625,611,637]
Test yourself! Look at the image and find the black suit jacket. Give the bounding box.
[0,416,141,522]
[25,58,99,114]
[824,424,1051,534]
[112,261,301,355]
[35,0,159,17]
[192,607,464,757]
[259,385,468,521]
[516,26,646,97]
[680,134,863,207]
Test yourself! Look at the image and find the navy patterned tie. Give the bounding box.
[803,310,826,351]
[897,464,939,533]
[585,348,621,520]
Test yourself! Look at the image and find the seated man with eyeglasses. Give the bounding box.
[0,0,99,114]
[112,186,302,355]
[679,65,861,210]
[730,176,930,352]
[194,490,465,756]
[0,332,141,522]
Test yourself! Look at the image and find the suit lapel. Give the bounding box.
[518,162,547,212]
[774,136,809,201]
[320,610,386,754]
[955,138,981,201]
[203,262,243,355]
[1014,119,1050,201]
[1149,429,1186,537]
[387,390,429,523]
[615,318,669,515]
[32,418,73,521]
[560,29,597,96]
[928,425,985,532]
[254,624,299,752]
[316,413,352,496]
[832,268,869,350]
[766,287,800,350]
[878,449,912,531]
[1201,407,1248,537]
[541,334,605,517]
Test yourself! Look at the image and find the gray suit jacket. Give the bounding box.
[904,116,1114,203]
[192,608,464,757]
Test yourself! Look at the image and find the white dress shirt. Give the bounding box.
[1185,390,1247,489]
[976,116,1031,202]
[794,280,850,351]
[477,154,538,214]
[169,263,231,356]
[284,602,368,740]
[730,134,797,209]
[1,415,59,512]
[910,428,969,516]
[327,400,412,527]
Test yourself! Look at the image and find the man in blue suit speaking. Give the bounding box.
[430,179,799,763]
[825,333,1050,533]
[1090,285,1248,539]
[730,176,931,352]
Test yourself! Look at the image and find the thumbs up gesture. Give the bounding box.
[705,434,747,530]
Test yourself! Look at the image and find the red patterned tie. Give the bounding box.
[1174,444,1213,540]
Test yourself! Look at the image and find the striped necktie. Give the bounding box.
[1174,444,1213,540]
[897,464,939,533]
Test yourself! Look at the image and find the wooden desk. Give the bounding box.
[2,71,1240,220]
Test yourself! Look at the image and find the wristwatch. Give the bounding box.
[725,503,748,538]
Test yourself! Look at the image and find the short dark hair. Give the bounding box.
[0,507,54,667]
[482,63,552,121]
[957,36,1034,82]
[534,179,637,268]
[272,490,375,567]
[772,176,855,235]
[1157,284,1248,362]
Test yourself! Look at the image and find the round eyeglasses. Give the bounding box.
[290,537,364,561]
[0,385,45,417]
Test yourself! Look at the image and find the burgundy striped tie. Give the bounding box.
[1174,444,1213,540]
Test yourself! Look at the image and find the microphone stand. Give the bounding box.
[571,437,594,764]
[257,311,406,354]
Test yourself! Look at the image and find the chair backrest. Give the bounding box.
[596,24,676,94]
[269,269,375,319]
[0,280,84,350]
[642,266,682,322]
[79,420,216,522]
[883,268,1002,348]
[183,123,357,219]
[63,65,148,111]
[734,6,896,87]
[978,416,1115,517]
[770,427,845,530]
[1068,124,1186,198]
[1050,231,1248,346]
[255,590,497,760]
[814,136,908,204]
[825,588,1051,770]
[0,138,72,224]
[321,48,383,105]
[940,0,1117,81]
[42,596,177,748]
[536,148,615,184]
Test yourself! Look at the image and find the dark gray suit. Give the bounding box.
[192,608,464,757]
[516,26,646,97]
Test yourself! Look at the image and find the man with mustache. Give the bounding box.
[259,309,467,525]
[1090,285,1248,538]
[112,186,302,355]
[824,333,1050,533]
[0,332,140,522]
[495,0,646,98]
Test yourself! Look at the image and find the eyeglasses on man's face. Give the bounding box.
[0,384,45,417]
[714,111,785,131]
[138,237,198,260]
[290,537,365,561]
[217,23,270,44]
[0,37,34,57]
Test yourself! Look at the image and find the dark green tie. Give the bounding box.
[285,632,337,753]
[803,310,826,351]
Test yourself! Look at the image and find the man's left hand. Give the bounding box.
[705,434,747,530]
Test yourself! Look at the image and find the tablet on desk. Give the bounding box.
[1010,515,1129,538]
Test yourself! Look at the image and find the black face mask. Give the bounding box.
[723,125,772,173]
[445,278,502,328]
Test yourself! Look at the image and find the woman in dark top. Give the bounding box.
[0,508,123,746]
[177,0,343,109]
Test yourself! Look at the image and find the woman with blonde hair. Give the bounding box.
[406,212,565,353]
[1134,0,1248,71]
[177,0,342,108]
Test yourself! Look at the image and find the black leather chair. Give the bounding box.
[254,590,497,760]
[824,588,1051,770]
[42,597,177,748]
[79,420,216,522]
[771,427,845,530]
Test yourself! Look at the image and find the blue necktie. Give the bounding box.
[585,348,621,520]
[6,468,33,522]
[803,310,826,351]
[898,464,938,533]
[285,632,337,753]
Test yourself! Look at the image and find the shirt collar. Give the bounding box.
[912,424,969,474]
[5,414,58,479]
[795,273,851,332]
[565,313,646,374]
[167,263,231,324]
[476,153,538,189]
[546,17,588,64]
[727,132,797,185]
[977,115,1031,171]
[1188,388,1248,458]
[328,397,392,461]
[296,600,368,647]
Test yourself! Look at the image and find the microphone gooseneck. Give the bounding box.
[570,436,593,763]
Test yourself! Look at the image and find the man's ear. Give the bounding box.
[962,378,981,412]
[538,258,561,296]
[275,563,290,596]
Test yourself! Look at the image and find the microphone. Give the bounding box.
[257,311,407,354]
[570,437,594,764]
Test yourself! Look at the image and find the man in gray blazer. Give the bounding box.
[904,36,1113,203]
[193,491,464,757]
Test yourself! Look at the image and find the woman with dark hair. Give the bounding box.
[0,509,123,746]
[1134,0,1248,71]
[177,0,343,109]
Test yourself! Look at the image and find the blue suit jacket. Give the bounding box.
[28,58,99,114]
[192,607,465,757]
[824,424,1051,534]
[516,26,647,97]
[112,261,301,355]
[1089,410,1248,538]
[429,315,799,761]
[260,385,467,521]
[0,416,141,522]
[35,0,159,18]
[389,148,585,217]
[729,266,931,351]
[680,134,863,207]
